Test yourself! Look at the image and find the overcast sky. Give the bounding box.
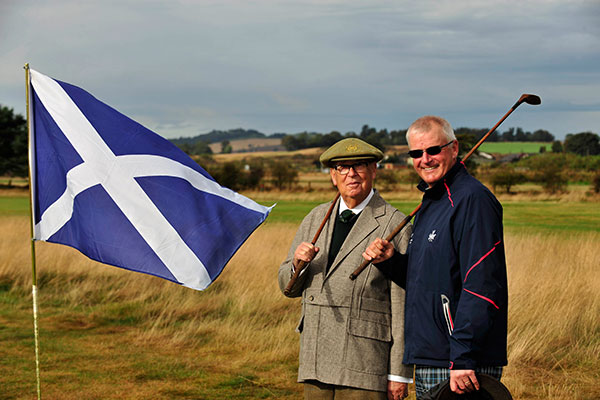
[1,0,599,140]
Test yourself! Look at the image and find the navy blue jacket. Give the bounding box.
[379,161,508,370]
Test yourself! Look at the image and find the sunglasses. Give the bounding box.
[408,141,454,159]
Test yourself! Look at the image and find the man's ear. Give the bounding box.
[367,162,377,180]
[452,140,460,158]
[329,168,338,187]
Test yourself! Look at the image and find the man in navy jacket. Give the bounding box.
[363,116,508,399]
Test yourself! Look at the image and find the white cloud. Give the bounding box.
[0,0,598,139]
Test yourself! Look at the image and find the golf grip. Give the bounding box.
[283,192,340,296]
[349,94,536,280]
[349,205,420,280]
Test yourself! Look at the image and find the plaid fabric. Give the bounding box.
[415,366,503,399]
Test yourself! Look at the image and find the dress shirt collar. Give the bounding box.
[338,189,374,216]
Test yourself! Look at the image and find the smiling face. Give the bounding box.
[330,161,377,208]
[408,125,459,187]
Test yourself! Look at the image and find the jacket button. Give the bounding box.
[308,295,314,301]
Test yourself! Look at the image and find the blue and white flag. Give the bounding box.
[28,69,273,290]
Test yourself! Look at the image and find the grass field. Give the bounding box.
[1,191,599,399]
[478,142,552,154]
[6,193,598,233]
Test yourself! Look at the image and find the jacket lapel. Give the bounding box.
[325,192,386,279]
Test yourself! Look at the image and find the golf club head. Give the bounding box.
[519,93,541,105]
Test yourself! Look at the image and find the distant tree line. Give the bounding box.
[2,103,599,190]
[0,106,28,185]
[281,125,408,151]
[201,157,298,191]
[280,125,558,152]
[171,128,268,146]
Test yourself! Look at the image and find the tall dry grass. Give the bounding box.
[1,216,598,399]
[0,216,302,392]
[503,232,600,399]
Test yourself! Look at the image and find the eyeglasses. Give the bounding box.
[408,141,454,159]
[334,161,369,175]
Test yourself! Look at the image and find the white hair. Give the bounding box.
[406,115,456,144]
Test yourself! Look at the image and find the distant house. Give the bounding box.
[498,153,529,163]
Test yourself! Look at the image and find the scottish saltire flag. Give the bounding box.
[28,69,272,290]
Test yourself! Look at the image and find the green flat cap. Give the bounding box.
[320,138,384,167]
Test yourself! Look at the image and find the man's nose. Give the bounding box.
[347,166,359,176]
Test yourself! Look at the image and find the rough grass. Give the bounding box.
[0,211,599,399]
[0,217,301,399]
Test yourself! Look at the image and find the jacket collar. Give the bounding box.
[417,159,466,197]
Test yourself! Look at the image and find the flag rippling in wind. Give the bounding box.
[28,69,273,290]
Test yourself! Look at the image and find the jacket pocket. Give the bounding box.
[347,315,391,342]
[344,299,392,376]
[345,315,391,375]
[441,294,454,336]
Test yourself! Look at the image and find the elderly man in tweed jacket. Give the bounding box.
[279,138,413,400]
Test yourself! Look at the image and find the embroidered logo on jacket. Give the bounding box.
[428,230,437,242]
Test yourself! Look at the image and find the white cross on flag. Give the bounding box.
[28,69,273,290]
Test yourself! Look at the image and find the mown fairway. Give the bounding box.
[260,199,600,233]
[7,194,599,232]
[478,142,553,154]
[1,192,599,399]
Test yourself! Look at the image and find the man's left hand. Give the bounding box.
[387,380,408,400]
[450,369,479,394]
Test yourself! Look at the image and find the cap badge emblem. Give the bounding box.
[346,144,359,153]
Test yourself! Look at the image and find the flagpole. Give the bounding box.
[25,63,42,400]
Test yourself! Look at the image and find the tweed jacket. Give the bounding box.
[278,191,413,392]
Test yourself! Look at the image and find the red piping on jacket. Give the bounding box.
[464,240,502,283]
[463,288,500,309]
[443,180,454,207]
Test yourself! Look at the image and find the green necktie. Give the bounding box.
[339,209,355,223]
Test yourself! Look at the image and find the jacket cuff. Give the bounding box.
[449,359,477,370]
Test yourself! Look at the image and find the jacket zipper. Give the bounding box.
[441,294,454,336]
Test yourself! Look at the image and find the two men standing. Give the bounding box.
[280,117,508,400]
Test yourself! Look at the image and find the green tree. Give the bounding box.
[456,133,478,176]
[281,134,301,151]
[531,129,554,142]
[270,160,298,190]
[551,141,563,153]
[525,156,569,193]
[322,131,343,147]
[194,141,213,155]
[0,105,28,185]
[243,159,265,189]
[501,128,515,142]
[564,132,600,156]
[490,165,527,193]
[221,140,232,154]
[176,142,194,155]
[390,129,408,145]
[212,161,241,190]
